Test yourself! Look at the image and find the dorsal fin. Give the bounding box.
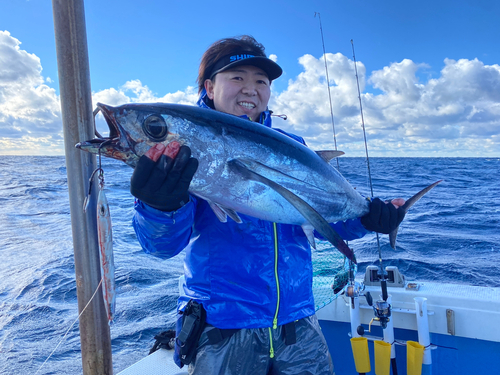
[315,150,344,162]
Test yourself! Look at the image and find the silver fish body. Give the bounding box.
[97,187,115,323]
[77,103,441,262]
[83,103,368,220]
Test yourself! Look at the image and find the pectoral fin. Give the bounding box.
[301,224,317,250]
[228,159,356,263]
[208,201,242,224]
[229,158,325,192]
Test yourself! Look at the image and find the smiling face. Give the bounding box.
[204,65,271,122]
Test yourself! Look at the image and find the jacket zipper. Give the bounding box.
[269,222,280,358]
[272,222,280,328]
[265,115,279,359]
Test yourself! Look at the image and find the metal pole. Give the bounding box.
[52,1,112,374]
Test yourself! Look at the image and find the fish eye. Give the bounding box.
[142,115,168,142]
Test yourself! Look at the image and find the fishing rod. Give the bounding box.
[350,39,388,299]
[314,10,352,277]
[314,14,359,323]
[314,12,340,171]
[351,39,397,375]
[311,23,379,375]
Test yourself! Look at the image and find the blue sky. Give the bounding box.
[1,0,499,156]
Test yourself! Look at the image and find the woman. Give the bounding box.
[131,35,405,375]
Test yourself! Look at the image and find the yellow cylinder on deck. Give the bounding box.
[350,337,371,373]
[407,341,425,375]
[374,340,392,375]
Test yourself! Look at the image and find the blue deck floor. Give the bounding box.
[319,319,500,375]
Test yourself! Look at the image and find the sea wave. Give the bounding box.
[0,156,498,374]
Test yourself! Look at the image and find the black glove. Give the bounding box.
[130,146,198,211]
[360,197,406,234]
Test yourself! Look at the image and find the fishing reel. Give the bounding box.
[346,283,376,336]
[356,299,392,336]
[345,281,362,298]
[373,300,392,329]
[355,265,394,335]
[370,266,392,329]
[346,281,373,308]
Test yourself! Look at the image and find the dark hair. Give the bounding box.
[197,35,267,94]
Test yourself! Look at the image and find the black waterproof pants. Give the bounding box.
[188,314,334,375]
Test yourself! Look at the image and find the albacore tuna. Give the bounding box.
[76,103,441,263]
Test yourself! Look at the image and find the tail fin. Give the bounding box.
[389,180,443,249]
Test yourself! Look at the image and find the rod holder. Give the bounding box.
[350,337,371,374]
[414,297,432,365]
[407,341,425,375]
[374,340,391,375]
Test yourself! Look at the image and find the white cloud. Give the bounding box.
[0,31,199,154]
[270,54,500,157]
[362,58,500,155]
[92,80,198,136]
[92,79,198,107]
[270,53,363,142]
[0,31,498,157]
[0,30,62,154]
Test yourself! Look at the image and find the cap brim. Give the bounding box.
[213,56,282,81]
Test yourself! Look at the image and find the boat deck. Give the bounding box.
[118,280,500,374]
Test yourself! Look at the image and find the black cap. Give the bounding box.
[209,51,283,81]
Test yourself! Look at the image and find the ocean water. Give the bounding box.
[0,156,498,374]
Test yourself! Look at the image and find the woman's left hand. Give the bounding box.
[360,198,407,234]
[390,198,405,209]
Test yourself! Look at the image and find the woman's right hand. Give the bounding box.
[130,142,198,211]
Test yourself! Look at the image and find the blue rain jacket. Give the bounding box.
[132,91,369,329]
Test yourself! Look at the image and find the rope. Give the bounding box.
[34,278,103,374]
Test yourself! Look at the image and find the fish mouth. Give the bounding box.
[93,103,121,141]
[75,103,119,148]
[75,103,138,166]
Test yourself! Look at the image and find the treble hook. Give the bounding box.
[83,139,111,212]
